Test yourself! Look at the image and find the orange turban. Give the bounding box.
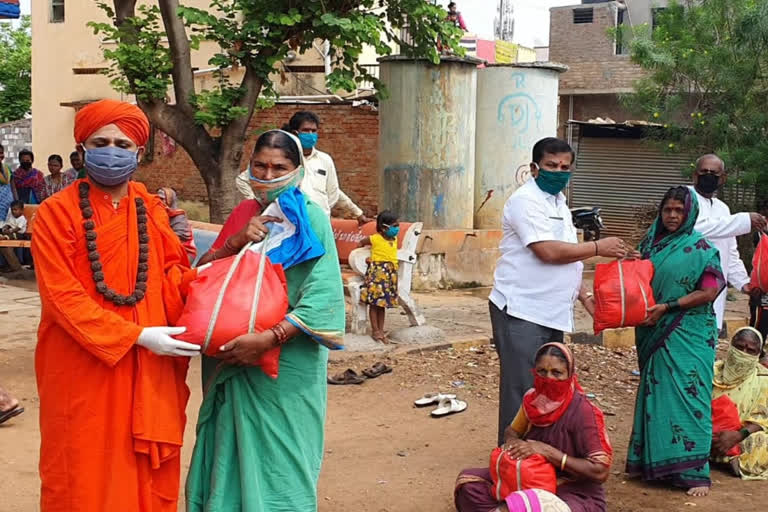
[74,99,150,146]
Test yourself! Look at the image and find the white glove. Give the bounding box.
[136,326,201,357]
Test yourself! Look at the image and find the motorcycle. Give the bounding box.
[570,206,604,242]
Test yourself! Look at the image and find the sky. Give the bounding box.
[438,0,577,47]
[10,0,575,47]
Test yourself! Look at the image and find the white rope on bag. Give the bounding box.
[201,231,271,353]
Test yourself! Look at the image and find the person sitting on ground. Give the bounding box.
[12,149,45,205]
[455,343,613,512]
[0,384,23,425]
[41,154,77,201]
[0,200,26,240]
[359,210,400,343]
[67,150,86,179]
[157,187,197,262]
[711,326,768,480]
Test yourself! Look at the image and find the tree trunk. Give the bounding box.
[200,158,242,224]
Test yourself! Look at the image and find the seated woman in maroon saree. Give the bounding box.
[455,343,613,512]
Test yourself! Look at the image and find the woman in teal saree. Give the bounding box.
[185,130,345,511]
[627,186,724,497]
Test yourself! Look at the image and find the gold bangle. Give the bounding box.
[560,453,568,471]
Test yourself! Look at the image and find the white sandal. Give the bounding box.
[414,392,456,407]
[431,397,468,417]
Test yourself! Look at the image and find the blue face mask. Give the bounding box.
[84,147,139,187]
[297,132,318,150]
[385,225,400,238]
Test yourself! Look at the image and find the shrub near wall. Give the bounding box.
[135,102,380,215]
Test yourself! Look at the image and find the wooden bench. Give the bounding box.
[189,218,426,335]
[0,205,38,271]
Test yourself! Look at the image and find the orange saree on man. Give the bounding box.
[31,99,197,511]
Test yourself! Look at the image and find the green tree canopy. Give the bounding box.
[90,0,463,221]
[0,16,31,123]
[623,0,768,196]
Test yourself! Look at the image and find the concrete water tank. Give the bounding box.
[474,63,566,229]
[378,56,480,229]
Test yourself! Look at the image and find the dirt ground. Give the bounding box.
[0,281,765,512]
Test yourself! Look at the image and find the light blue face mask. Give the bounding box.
[84,146,139,186]
[298,132,318,150]
[384,225,400,238]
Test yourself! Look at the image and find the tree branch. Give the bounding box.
[157,0,196,115]
[138,99,219,178]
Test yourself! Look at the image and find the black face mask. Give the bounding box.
[697,173,720,194]
[19,162,32,170]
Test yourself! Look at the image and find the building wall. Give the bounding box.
[0,119,32,169]
[133,103,380,215]
[30,0,330,164]
[549,2,644,93]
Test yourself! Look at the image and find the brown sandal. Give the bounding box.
[327,369,366,385]
[362,362,393,379]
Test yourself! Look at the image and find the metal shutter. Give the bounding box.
[570,136,691,238]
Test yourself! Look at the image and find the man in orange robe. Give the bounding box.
[31,99,200,511]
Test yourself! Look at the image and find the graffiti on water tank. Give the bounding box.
[497,92,542,142]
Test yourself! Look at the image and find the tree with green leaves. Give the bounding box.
[90,0,462,222]
[623,0,768,198]
[0,16,31,123]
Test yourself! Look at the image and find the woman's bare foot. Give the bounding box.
[686,486,710,497]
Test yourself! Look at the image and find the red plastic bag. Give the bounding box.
[176,250,289,378]
[593,259,656,334]
[489,449,557,500]
[712,395,743,457]
[751,234,768,292]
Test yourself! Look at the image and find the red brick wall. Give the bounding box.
[134,102,380,215]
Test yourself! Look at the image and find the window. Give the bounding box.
[615,8,628,55]
[573,8,594,24]
[50,0,64,23]
[651,7,666,30]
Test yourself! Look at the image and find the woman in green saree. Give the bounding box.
[627,186,724,497]
[186,130,345,511]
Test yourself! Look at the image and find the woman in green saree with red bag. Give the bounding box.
[627,186,724,497]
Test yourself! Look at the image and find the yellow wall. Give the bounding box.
[31,0,327,162]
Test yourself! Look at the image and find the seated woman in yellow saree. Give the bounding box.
[711,326,768,480]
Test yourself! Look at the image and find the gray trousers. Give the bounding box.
[489,301,563,446]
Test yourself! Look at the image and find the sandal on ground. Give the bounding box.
[0,405,24,425]
[414,392,457,407]
[362,362,393,379]
[431,397,468,418]
[327,369,366,385]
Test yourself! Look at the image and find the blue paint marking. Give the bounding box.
[433,194,445,217]
[510,72,526,88]
[497,92,542,134]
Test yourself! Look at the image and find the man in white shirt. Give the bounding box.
[490,137,630,445]
[689,154,767,331]
[237,111,370,224]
